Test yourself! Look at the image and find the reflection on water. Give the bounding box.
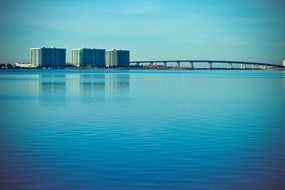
[105,74,130,96]
[0,70,285,190]
[283,72,285,88]
[41,74,66,96]
[27,73,130,98]
[79,74,105,97]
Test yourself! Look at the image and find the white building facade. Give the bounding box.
[71,48,105,67]
[105,49,129,67]
[30,47,66,68]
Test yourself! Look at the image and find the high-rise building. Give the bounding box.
[105,49,117,67]
[71,49,80,67]
[283,60,285,67]
[31,48,41,67]
[105,49,130,67]
[30,47,66,68]
[71,48,105,67]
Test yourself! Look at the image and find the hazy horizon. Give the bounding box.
[0,0,285,64]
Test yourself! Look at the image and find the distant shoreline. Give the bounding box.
[0,66,284,71]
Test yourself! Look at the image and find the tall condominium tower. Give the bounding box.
[105,49,130,67]
[30,47,66,68]
[71,48,105,67]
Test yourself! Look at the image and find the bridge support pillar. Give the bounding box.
[190,62,194,69]
[163,61,167,67]
[208,62,212,69]
[228,63,233,69]
[177,61,180,68]
[240,64,246,69]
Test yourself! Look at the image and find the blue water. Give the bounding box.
[0,70,285,190]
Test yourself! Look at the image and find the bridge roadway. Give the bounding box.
[129,60,285,69]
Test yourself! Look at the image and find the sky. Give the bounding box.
[0,0,284,64]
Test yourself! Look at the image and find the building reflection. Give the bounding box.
[66,74,80,96]
[40,74,66,96]
[282,71,285,88]
[29,73,130,97]
[28,74,41,96]
[105,74,129,97]
[28,74,66,96]
[80,74,106,97]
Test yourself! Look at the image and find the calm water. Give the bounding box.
[0,70,285,190]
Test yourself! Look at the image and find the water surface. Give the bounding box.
[0,70,285,190]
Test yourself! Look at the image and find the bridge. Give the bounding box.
[129,60,285,69]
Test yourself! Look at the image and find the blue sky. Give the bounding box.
[0,0,284,64]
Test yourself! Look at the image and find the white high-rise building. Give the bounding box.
[30,48,41,67]
[105,49,130,67]
[105,49,117,67]
[71,49,80,67]
[71,48,105,67]
[283,60,285,67]
[30,47,66,68]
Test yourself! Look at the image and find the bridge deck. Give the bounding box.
[130,60,284,68]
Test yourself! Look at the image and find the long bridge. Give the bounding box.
[129,60,285,69]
